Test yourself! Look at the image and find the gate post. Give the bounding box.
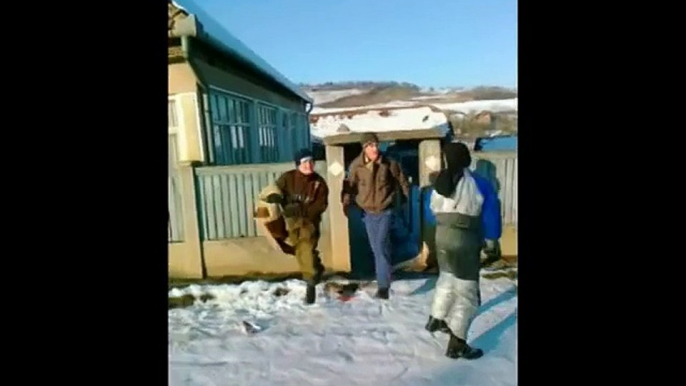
[418,139,442,187]
[325,145,351,272]
[417,139,442,268]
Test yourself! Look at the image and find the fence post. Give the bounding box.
[168,162,205,279]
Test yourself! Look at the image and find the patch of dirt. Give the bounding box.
[169,271,352,291]
[323,280,375,298]
[482,270,517,281]
[199,293,215,302]
[273,287,290,297]
[168,294,195,310]
[168,293,216,310]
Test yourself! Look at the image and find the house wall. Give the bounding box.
[169,62,197,95]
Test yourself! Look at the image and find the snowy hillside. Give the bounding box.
[311,98,517,115]
[306,88,369,105]
[169,275,517,386]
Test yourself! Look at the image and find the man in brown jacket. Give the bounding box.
[342,133,410,299]
[266,148,329,304]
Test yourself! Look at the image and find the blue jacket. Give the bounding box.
[423,171,502,241]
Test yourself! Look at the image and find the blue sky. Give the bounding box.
[190,0,517,88]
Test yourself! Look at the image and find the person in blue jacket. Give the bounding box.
[424,141,502,360]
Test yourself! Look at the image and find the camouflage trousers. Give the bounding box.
[287,218,323,283]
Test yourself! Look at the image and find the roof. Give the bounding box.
[170,0,312,103]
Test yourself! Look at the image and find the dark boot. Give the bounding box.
[305,283,316,305]
[313,260,325,284]
[375,287,389,300]
[445,333,483,360]
[425,316,451,333]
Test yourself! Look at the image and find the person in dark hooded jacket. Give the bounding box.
[425,142,502,359]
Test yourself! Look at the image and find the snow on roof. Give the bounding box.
[171,0,312,103]
[310,106,450,140]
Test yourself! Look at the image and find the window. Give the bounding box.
[257,104,279,162]
[168,99,179,129]
[290,112,299,151]
[208,92,251,165]
[168,97,181,171]
[299,113,310,150]
[206,88,312,165]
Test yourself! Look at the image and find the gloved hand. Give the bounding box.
[264,193,283,205]
[342,194,352,217]
[282,203,302,218]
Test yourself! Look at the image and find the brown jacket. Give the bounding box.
[345,152,410,214]
[276,169,329,225]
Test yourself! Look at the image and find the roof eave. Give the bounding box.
[169,14,312,104]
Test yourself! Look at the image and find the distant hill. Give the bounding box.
[299,81,421,92]
[301,82,516,108]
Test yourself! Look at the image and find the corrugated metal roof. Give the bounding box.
[171,0,312,103]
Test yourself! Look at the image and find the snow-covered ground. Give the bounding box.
[169,275,517,386]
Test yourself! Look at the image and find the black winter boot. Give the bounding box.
[375,288,389,300]
[425,316,451,333]
[313,260,325,284]
[445,333,483,360]
[305,283,316,305]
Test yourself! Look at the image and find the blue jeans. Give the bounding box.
[363,209,393,289]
